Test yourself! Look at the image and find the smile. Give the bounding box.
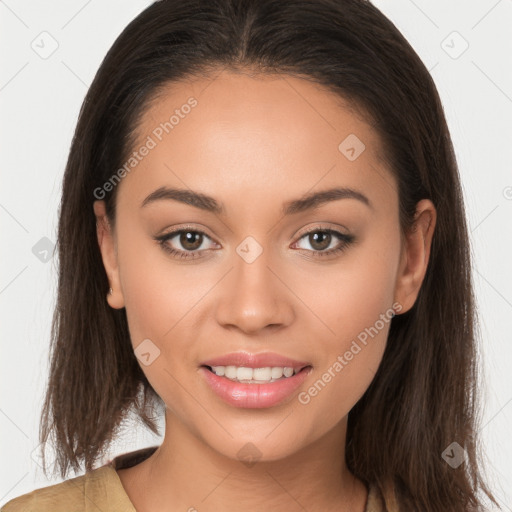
[199,365,313,409]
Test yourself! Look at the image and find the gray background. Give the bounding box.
[1,0,511,508]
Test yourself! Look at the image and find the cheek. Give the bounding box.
[115,223,195,344]
[296,265,396,426]
[293,230,399,415]
[115,235,202,416]
[118,226,181,354]
[293,226,400,348]
[115,227,218,383]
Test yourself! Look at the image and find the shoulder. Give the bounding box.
[1,446,158,512]
[0,465,114,512]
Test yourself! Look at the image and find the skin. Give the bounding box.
[93,69,436,512]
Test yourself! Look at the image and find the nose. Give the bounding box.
[214,246,295,335]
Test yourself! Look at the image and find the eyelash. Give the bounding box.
[154,226,355,260]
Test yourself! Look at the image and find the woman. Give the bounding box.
[1,0,500,510]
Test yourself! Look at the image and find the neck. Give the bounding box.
[118,409,368,512]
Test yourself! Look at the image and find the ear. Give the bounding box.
[93,200,125,309]
[393,199,437,314]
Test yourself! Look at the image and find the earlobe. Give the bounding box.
[393,199,436,314]
[93,200,125,309]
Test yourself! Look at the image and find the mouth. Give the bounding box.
[198,363,313,409]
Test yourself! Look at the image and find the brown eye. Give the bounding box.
[155,228,218,259]
[307,231,332,251]
[179,231,204,251]
[293,228,355,257]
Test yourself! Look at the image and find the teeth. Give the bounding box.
[283,367,294,377]
[210,365,300,383]
[271,367,283,379]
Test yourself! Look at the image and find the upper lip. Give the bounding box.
[201,351,311,370]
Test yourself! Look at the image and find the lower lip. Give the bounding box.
[199,366,312,409]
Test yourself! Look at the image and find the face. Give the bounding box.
[94,69,435,463]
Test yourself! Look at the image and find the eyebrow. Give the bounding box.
[141,186,372,215]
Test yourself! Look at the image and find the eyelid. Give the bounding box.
[156,223,214,238]
[293,222,351,238]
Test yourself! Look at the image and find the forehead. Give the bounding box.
[117,69,396,215]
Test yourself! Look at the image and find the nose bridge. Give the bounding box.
[214,236,294,333]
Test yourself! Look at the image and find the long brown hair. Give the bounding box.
[39,0,500,509]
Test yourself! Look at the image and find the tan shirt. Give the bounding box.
[1,446,387,511]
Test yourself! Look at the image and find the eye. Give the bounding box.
[292,227,355,257]
[154,226,219,260]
